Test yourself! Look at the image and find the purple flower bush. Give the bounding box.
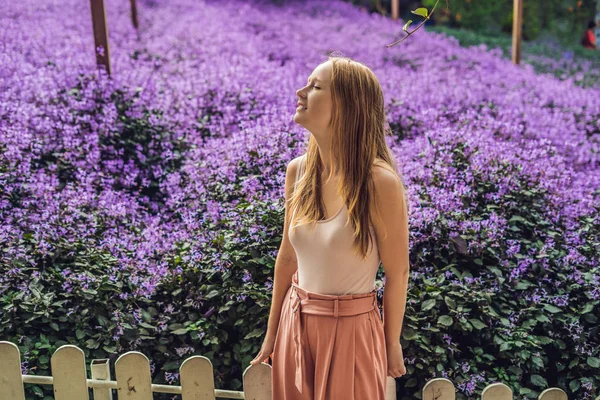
[0,0,599,399]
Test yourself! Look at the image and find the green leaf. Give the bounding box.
[486,266,503,278]
[530,374,547,387]
[402,20,413,33]
[535,314,550,323]
[469,319,486,330]
[402,327,419,341]
[519,387,533,395]
[405,378,417,387]
[544,304,561,313]
[421,299,436,311]
[509,215,527,223]
[536,336,552,345]
[444,296,456,310]
[411,7,428,18]
[438,315,453,326]
[515,281,532,290]
[139,322,156,330]
[76,329,85,339]
[172,328,188,335]
[141,309,152,322]
[581,303,594,314]
[219,305,232,313]
[569,358,579,368]
[161,360,180,371]
[508,366,522,375]
[103,345,117,353]
[532,356,544,368]
[583,313,597,323]
[569,379,581,392]
[587,357,600,368]
[244,327,265,339]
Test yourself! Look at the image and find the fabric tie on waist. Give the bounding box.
[288,271,378,395]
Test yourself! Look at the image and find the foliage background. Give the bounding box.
[1,0,599,400]
[341,0,598,44]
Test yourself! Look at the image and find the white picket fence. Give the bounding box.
[0,341,589,399]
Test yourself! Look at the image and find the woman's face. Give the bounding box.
[294,61,333,135]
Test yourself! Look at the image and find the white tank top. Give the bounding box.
[288,155,381,295]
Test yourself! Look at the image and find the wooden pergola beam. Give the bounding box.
[90,0,111,75]
[130,0,139,30]
[512,0,523,64]
[392,0,399,21]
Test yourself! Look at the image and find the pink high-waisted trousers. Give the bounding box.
[271,269,388,400]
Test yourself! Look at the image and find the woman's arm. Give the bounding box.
[264,158,300,340]
[371,168,410,345]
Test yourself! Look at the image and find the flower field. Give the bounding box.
[1,0,599,399]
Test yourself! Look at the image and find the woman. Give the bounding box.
[250,55,410,399]
[582,20,597,50]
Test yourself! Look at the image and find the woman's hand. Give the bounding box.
[386,342,407,378]
[250,333,277,366]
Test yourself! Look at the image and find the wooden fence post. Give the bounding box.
[422,378,455,399]
[0,341,26,400]
[511,0,523,65]
[90,358,113,400]
[392,0,399,21]
[130,0,139,30]
[52,346,89,400]
[90,0,112,76]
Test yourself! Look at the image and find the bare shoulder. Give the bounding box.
[371,163,401,192]
[370,163,404,227]
[286,154,305,178]
[284,154,306,200]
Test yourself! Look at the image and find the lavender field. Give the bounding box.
[1,0,599,399]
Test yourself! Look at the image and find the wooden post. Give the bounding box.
[392,0,399,21]
[511,0,523,65]
[90,0,111,76]
[130,0,139,30]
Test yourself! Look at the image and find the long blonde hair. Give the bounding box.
[289,55,408,260]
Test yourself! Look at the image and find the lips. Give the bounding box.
[297,102,307,109]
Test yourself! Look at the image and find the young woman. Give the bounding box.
[250,55,410,399]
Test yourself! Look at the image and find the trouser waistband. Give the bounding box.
[288,273,378,394]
